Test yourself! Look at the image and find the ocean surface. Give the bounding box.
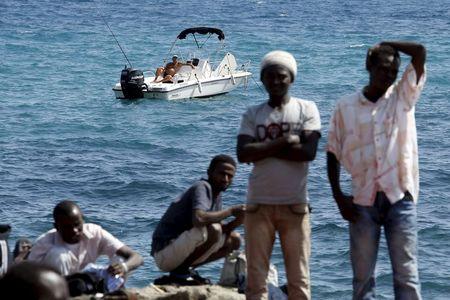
[1,0,449,298]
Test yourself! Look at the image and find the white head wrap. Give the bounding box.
[260,50,297,80]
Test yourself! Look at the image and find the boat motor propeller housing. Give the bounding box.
[120,67,145,99]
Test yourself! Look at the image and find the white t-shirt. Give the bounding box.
[28,223,124,275]
[239,97,321,204]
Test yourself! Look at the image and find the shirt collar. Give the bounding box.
[358,84,395,105]
[267,96,292,109]
[82,224,94,239]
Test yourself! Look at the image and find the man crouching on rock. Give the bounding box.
[151,154,245,285]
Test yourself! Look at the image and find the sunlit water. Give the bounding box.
[1,0,449,298]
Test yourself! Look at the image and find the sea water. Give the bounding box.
[1,0,449,298]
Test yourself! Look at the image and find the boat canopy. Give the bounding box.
[177,27,225,41]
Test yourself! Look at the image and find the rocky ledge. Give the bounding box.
[73,284,245,300]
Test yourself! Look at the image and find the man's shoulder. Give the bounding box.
[177,180,211,202]
[241,102,269,121]
[246,101,268,112]
[290,97,317,109]
[290,96,312,104]
[189,180,212,195]
[82,223,106,239]
[83,223,102,231]
[34,228,58,244]
[189,180,215,207]
[335,92,360,107]
[191,179,209,187]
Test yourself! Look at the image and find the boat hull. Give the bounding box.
[113,72,251,100]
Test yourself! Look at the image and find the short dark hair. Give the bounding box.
[0,261,67,300]
[208,154,236,173]
[366,44,400,71]
[53,200,81,221]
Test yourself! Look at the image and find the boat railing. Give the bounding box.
[240,60,251,72]
[143,70,156,78]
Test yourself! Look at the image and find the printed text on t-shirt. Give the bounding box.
[256,122,302,141]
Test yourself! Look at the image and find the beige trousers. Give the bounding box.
[245,204,311,300]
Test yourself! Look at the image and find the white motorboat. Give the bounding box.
[113,27,252,100]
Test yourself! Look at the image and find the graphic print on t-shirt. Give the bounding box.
[256,122,301,141]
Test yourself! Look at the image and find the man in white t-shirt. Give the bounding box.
[237,50,321,300]
[28,200,143,277]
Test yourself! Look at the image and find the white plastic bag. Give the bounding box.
[268,282,288,300]
[218,250,246,287]
[82,263,125,292]
[218,250,282,296]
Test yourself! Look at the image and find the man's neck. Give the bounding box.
[212,190,220,200]
[363,85,388,103]
[206,179,220,200]
[268,94,290,108]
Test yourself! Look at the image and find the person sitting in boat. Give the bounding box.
[153,55,194,83]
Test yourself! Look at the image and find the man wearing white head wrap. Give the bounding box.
[237,50,321,300]
[260,50,297,80]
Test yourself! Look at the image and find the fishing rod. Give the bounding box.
[251,75,265,94]
[99,14,133,68]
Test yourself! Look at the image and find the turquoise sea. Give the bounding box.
[1,0,449,298]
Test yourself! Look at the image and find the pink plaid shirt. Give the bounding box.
[327,63,426,206]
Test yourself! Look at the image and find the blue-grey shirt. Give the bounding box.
[151,179,222,255]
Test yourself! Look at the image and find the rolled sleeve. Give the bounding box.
[397,63,426,109]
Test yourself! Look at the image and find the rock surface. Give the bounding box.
[73,284,245,300]
[131,284,245,300]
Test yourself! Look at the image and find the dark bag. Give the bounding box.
[66,272,106,297]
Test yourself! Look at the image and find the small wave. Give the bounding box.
[313,222,348,233]
[349,44,367,48]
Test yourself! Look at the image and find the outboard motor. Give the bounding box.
[120,67,145,99]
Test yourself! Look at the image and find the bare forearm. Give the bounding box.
[381,41,425,58]
[327,151,344,198]
[276,131,320,162]
[193,209,232,227]
[381,41,426,80]
[222,217,243,234]
[275,144,314,161]
[125,253,143,272]
[116,246,143,273]
[237,136,291,163]
[327,152,358,222]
